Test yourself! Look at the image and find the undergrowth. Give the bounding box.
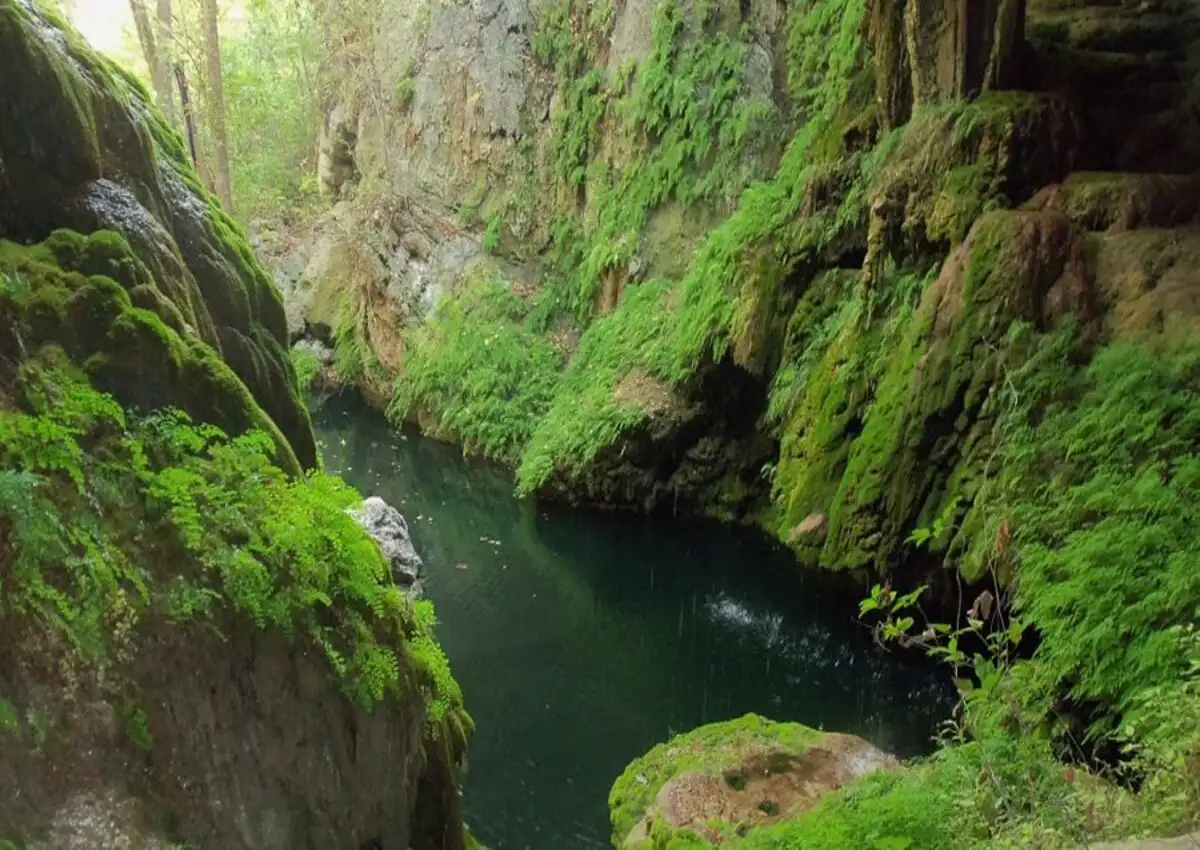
[0,349,462,721]
[290,345,321,393]
[388,278,564,464]
[995,327,1200,744]
[837,326,1200,848]
[516,0,874,494]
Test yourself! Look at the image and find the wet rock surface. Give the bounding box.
[351,496,425,588]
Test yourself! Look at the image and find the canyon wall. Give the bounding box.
[288,0,1200,578]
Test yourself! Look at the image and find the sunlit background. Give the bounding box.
[66,0,138,61]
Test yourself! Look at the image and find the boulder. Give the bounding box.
[351,496,424,588]
[610,714,900,848]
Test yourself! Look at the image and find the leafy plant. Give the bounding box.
[290,345,321,393]
[1,356,463,719]
[390,279,564,464]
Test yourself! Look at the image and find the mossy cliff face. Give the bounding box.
[296,0,1200,576]
[0,2,469,847]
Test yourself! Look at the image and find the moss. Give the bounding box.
[389,277,565,464]
[609,714,822,847]
[290,345,321,394]
[768,271,899,561]
[871,92,1079,264]
[515,0,882,498]
[817,210,1091,571]
[0,0,104,236]
[0,0,314,471]
[1022,171,1200,232]
[0,349,470,757]
[1,234,301,475]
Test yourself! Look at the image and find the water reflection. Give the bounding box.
[313,392,953,850]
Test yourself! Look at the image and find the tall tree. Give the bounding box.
[128,0,176,124]
[155,0,178,125]
[200,0,233,212]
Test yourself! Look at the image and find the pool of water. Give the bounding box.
[312,393,952,850]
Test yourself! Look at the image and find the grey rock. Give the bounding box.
[350,496,424,588]
[293,337,334,366]
[43,790,174,850]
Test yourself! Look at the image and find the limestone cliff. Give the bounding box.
[290,0,1200,578]
[0,1,468,846]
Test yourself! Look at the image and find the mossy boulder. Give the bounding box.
[609,714,899,849]
[1023,171,1200,232]
[0,231,301,474]
[0,349,470,847]
[0,4,472,847]
[0,0,315,469]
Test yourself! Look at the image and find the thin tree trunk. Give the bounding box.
[154,0,177,125]
[128,0,175,122]
[200,0,233,212]
[174,62,200,167]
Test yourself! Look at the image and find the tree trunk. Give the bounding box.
[154,0,177,125]
[174,62,200,168]
[200,0,234,212]
[128,0,175,124]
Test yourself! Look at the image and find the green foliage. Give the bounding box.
[0,354,462,717]
[1119,624,1200,833]
[221,0,325,220]
[482,211,503,254]
[997,332,1200,739]
[290,345,321,393]
[395,63,416,109]
[332,294,386,389]
[390,280,564,464]
[517,278,674,492]
[736,734,1131,850]
[849,328,1200,843]
[407,599,465,733]
[535,0,775,322]
[518,0,875,493]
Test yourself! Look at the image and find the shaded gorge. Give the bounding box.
[313,393,953,849]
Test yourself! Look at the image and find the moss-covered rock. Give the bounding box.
[0,3,471,847]
[820,210,1095,573]
[609,714,899,849]
[0,232,302,474]
[868,91,1080,270]
[1023,172,1200,232]
[0,348,470,848]
[0,0,315,469]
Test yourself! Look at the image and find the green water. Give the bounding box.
[313,393,952,850]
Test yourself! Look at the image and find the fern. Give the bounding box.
[997,332,1200,738]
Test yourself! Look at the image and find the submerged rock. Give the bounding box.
[352,496,425,587]
[610,714,899,848]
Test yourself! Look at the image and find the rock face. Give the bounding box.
[609,714,899,848]
[1,618,457,850]
[292,0,1200,576]
[869,0,1026,129]
[351,496,425,587]
[0,2,468,848]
